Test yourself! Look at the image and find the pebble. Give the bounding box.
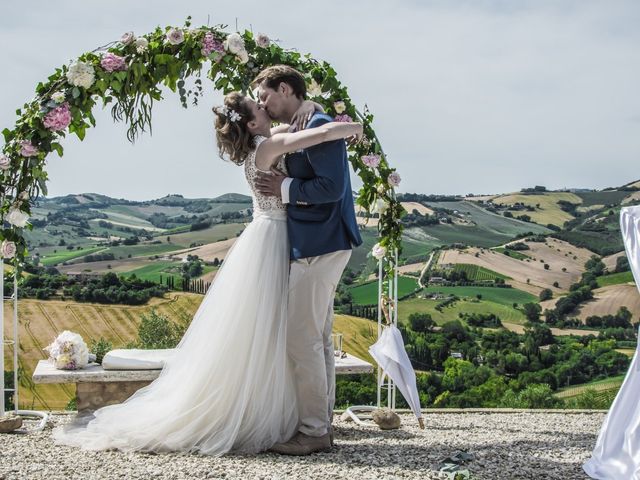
[0,411,603,479]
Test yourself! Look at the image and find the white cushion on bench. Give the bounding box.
[102,348,176,370]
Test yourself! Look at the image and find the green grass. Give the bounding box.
[349,277,421,305]
[398,296,528,325]
[101,243,185,259]
[121,261,183,283]
[153,223,245,245]
[574,191,631,208]
[555,375,625,399]
[493,247,530,260]
[422,286,537,307]
[453,263,511,281]
[596,271,635,287]
[39,246,105,266]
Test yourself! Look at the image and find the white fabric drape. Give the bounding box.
[584,205,640,478]
[52,210,298,456]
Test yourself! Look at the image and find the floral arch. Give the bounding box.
[0,18,404,272]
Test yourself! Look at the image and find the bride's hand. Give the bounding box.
[290,100,323,132]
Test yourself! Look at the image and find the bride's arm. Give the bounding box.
[255,121,363,170]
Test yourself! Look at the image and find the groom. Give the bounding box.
[253,65,362,455]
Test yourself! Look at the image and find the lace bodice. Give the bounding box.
[244,135,288,214]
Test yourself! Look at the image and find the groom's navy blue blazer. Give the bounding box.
[284,112,363,260]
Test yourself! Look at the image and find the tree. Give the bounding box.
[409,312,435,333]
[539,289,553,301]
[523,302,542,323]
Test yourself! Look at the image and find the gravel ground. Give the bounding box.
[0,410,604,480]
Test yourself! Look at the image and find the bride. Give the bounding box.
[51,92,363,456]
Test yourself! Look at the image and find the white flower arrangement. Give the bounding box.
[6,205,29,228]
[66,61,95,89]
[135,37,149,53]
[372,243,387,260]
[43,331,90,370]
[224,32,245,54]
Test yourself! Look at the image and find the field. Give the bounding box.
[39,246,106,266]
[452,264,510,281]
[491,192,583,227]
[153,223,246,246]
[596,271,635,288]
[349,277,421,305]
[575,284,640,321]
[554,375,625,400]
[401,202,434,216]
[574,191,633,207]
[438,238,593,295]
[493,247,530,260]
[2,294,377,411]
[422,286,536,307]
[398,296,528,325]
[602,251,627,272]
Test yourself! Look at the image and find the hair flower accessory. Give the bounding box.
[216,105,242,122]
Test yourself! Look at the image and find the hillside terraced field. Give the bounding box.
[491,192,583,227]
[575,284,640,321]
[438,238,592,294]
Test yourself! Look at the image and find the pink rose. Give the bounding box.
[43,102,72,132]
[100,52,127,72]
[334,114,353,123]
[19,141,38,157]
[362,154,381,168]
[0,154,10,170]
[1,240,16,259]
[388,172,401,187]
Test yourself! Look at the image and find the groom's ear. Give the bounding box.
[278,81,292,97]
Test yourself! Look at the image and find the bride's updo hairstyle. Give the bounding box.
[213,92,255,166]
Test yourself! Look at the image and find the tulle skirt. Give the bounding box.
[52,210,298,456]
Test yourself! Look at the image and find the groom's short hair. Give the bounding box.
[252,65,307,99]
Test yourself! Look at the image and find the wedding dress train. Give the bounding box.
[52,137,298,456]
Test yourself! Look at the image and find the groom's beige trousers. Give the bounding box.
[287,248,352,437]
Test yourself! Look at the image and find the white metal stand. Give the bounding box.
[1,258,49,432]
[345,247,399,427]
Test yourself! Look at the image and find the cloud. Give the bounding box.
[0,0,638,200]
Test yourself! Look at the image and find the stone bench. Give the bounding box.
[33,352,374,415]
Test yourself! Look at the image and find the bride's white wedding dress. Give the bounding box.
[52,135,298,456]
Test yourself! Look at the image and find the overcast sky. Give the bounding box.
[1,1,639,201]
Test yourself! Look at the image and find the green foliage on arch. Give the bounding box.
[0,18,404,276]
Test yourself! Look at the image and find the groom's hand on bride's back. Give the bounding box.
[256,168,286,198]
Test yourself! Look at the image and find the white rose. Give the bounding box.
[334,101,346,114]
[121,31,135,45]
[307,79,322,97]
[18,191,29,201]
[0,154,10,171]
[372,243,387,260]
[1,240,16,259]
[66,61,95,89]
[225,33,245,54]
[135,37,149,53]
[376,184,387,195]
[51,92,66,103]
[6,205,29,228]
[237,49,249,64]
[166,28,185,45]
[255,33,270,48]
[374,198,388,215]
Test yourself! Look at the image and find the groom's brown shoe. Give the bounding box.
[269,431,332,456]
